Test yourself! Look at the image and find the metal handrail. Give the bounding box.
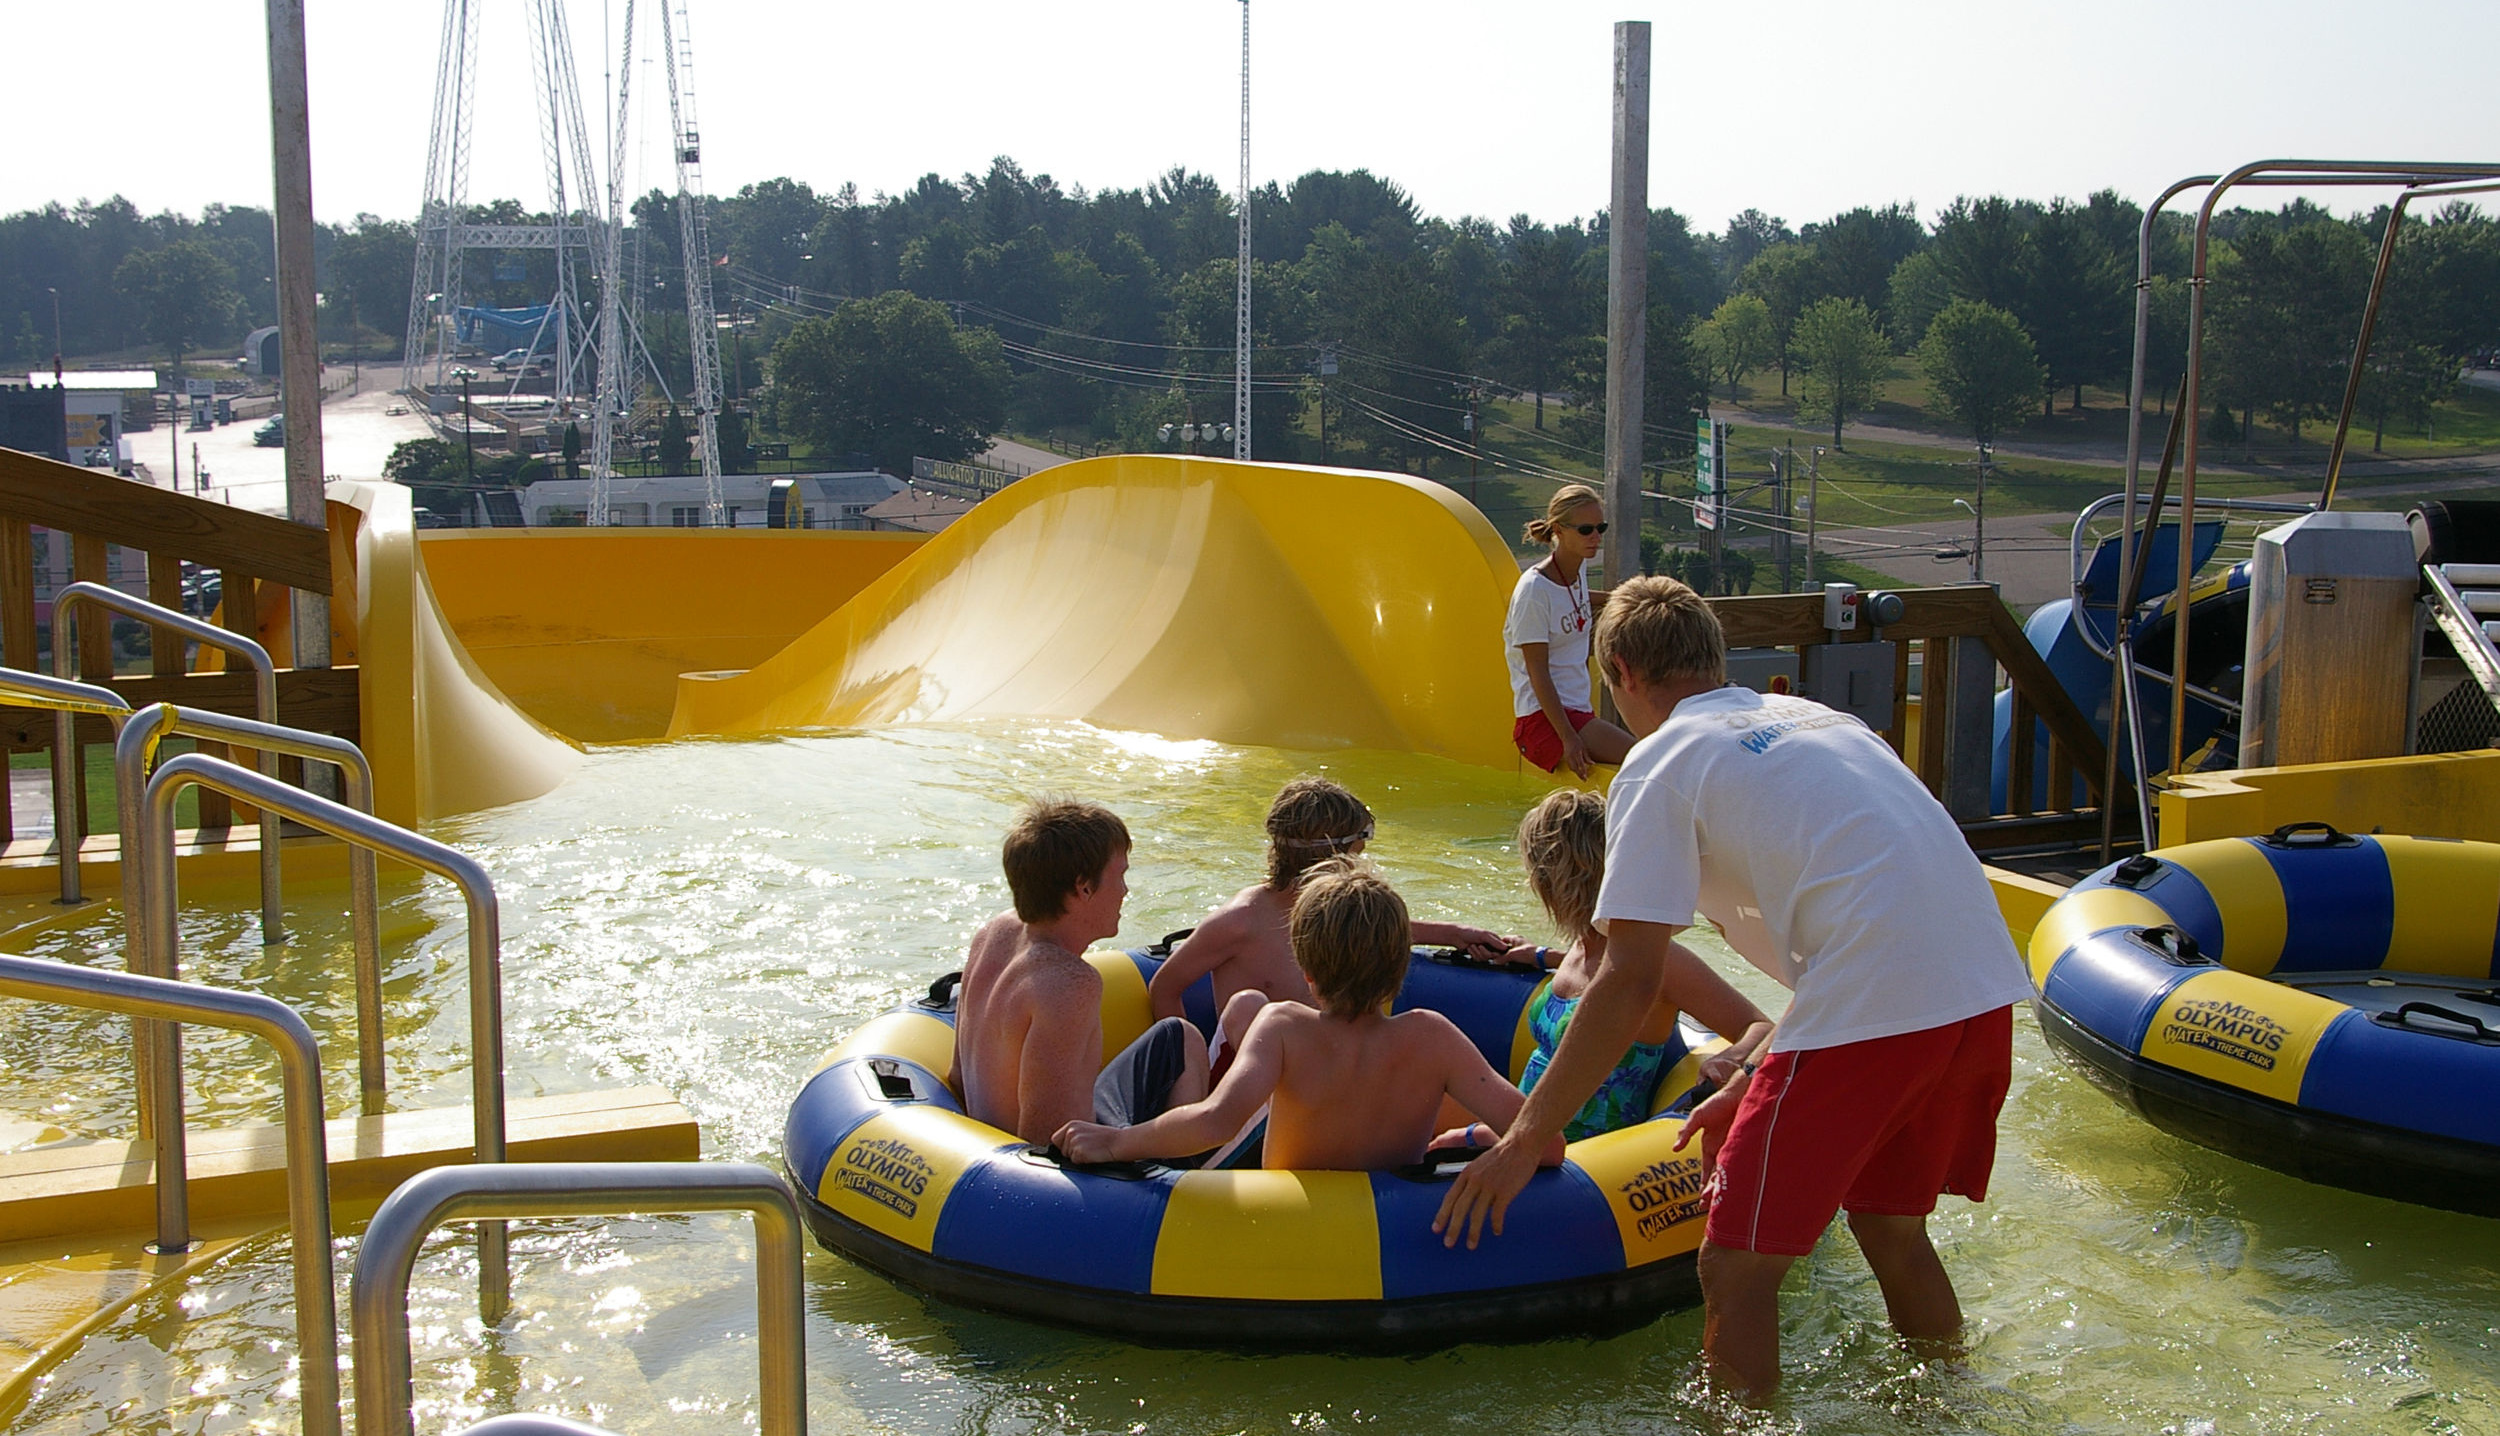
[2424,563,2500,704]
[54,582,284,934]
[116,705,384,1115]
[0,668,132,905]
[141,753,514,1322]
[350,1162,808,1436]
[0,952,340,1436]
[2067,493,2315,630]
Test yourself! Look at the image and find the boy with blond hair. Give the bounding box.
[1436,576,2030,1399]
[1058,861,1555,1172]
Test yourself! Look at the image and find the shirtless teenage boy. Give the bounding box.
[952,799,1210,1143]
[1146,778,1516,1036]
[1058,861,1562,1172]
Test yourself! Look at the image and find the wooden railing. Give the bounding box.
[1711,584,2118,854]
[0,445,357,851]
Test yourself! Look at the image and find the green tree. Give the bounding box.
[1917,299,2045,447]
[1496,216,1596,430]
[1739,243,1824,395]
[714,407,752,475]
[1792,297,1892,449]
[2209,219,2371,443]
[2019,200,2129,413]
[1886,250,1953,348]
[114,239,239,382]
[1694,292,1773,398]
[769,290,1010,474]
[324,215,416,351]
[658,405,692,474]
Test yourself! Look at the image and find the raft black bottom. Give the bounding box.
[790,1166,1700,1351]
[2033,997,2500,1218]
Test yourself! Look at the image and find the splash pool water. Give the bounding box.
[6,721,2497,1434]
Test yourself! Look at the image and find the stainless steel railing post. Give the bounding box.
[117,705,386,1113]
[0,953,341,1436]
[54,582,286,941]
[0,668,132,907]
[350,1162,807,1436]
[143,752,512,1321]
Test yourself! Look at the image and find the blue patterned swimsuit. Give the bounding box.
[1517,979,1688,1141]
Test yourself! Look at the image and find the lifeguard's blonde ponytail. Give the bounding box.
[1522,484,1604,546]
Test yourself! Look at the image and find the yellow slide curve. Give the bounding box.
[666,455,1528,770]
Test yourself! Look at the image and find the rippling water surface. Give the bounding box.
[7,721,2497,1434]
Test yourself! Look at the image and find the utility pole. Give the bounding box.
[1806,445,1822,590]
[266,0,331,668]
[1465,387,1480,503]
[1772,448,1793,592]
[1233,0,1252,461]
[1601,20,1650,592]
[1974,443,1991,583]
[46,288,62,384]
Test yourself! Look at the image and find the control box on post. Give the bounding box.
[1801,643,1896,729]
[2241,510,2417,766]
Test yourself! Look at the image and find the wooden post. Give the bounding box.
[2009,690,2036,818]
[1600,20,1650,595]
[148,553,186,677]
[265,0,332,672]
[67,537,110,838]
[1917,640,1950,798]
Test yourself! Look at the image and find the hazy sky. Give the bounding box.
[15,1,2497,233]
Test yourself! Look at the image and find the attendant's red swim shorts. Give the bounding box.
[1705,1004,2014,1256]
[1512,708,1595,772]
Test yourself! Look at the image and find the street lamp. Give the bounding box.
[451,365,478,487]
[1951,498,1982,582]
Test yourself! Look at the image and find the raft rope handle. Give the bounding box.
[923,971,964,1010]
[2139,924,2213,967]
[2260,821,2358,848]
[2375,1001,2500,1043]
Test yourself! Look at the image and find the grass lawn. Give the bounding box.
[9,741,206,834]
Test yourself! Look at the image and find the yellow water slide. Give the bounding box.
[330,481,583,823]
[420,526,924,741]
[666,455,1528,768]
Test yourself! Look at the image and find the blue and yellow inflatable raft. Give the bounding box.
[2030,824,2500,1215]
[784,942,1722,1348]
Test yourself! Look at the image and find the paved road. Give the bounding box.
[134,366,435,515]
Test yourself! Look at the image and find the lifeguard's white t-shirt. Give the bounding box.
[1504,566,1595,717]
[1592,686,2032,1052]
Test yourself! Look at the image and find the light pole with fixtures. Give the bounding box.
[452,366,478,488]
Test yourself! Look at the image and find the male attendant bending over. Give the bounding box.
[1434,578,2033,1398]
[1059,861,1557,1172]
[952,799,1212,1144]
[1148,777,1515,1035]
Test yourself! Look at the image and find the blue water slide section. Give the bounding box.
[453,304,554,351]
[1991,522,2235,812]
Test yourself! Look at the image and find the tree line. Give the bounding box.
[9,164,2500,475]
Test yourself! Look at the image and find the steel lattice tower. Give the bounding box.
[657,0,725,524]
[1233,0,1252,461]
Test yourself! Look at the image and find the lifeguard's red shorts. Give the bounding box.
[1705,1004,2014,1256]
[1512,708,1595,772]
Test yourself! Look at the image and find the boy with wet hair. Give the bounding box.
[952,798,1215,1144]
[1058,861,1558,1172]
[1147,777,1516,1038]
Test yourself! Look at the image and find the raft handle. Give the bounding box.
[2373,1001,2500,1044]
[920,971,964,1011]
[1018,1144,1163,1181]
[2259,821,2358,849]
[1144,929,1196,958]
[2456,988,2500,1011]
[1391,1145,1493,1184]
[2110,855,2165,889]
[1425,946,1544,975]
[2138,925,2213,967]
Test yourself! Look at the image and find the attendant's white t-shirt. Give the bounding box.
[1592,686,2032,1052]
[1503,565,1595,718]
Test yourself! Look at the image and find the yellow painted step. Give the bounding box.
[0,1085,699,1245]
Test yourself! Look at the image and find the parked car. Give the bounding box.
[492,347,533,372]
[254,415,285,447]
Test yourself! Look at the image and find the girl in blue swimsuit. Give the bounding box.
[1511,790,1773,1141]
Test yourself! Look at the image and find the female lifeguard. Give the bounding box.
[1505,485,1635,777]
